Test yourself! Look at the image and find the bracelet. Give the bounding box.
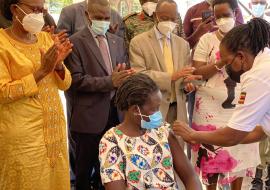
[214,63,222,71]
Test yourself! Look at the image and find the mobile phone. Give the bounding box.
[202,10,213,22]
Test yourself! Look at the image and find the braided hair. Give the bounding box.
[221,18,270,56]
[115,73,159,111]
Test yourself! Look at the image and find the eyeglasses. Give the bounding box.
[18,2,45,13]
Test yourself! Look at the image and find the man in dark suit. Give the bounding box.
[64,0,133,189]
[57,0,125,37]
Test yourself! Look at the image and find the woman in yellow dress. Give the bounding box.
[0,0,73,189]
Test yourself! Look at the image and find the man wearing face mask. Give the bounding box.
[57,0,124,37]
[249,0,270,22]
[64,0,134,189]
[123,0,184,48]
[130,0,201,143]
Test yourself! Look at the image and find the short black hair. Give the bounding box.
[156,0,177,12]
[115,73,159,111]
[88,0,110,13]
[1,0,19,21]
[212,0,239,11]
[221,18,270,56]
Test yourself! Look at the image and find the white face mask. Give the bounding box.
[216,17,235,33]
[157,21,177,36]
[142,2,157,16]
[16,5,45,34]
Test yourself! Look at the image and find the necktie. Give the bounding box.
[163,37,174,74]
[97,35,112,74]
[163,37,176,102]
[97,35,115,98]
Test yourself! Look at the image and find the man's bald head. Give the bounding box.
[155,0,177,13]
[154,0,178,22]
[87,0,110,21]
[139,0,158,6]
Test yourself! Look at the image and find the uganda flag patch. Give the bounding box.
[238,92,247,104]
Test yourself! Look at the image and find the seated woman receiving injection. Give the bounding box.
[99,73,202,190]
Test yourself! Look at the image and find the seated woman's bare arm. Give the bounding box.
[104,180,126,190]
[168,132,202,190]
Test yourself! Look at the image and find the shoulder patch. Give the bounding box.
[238,92,247,104]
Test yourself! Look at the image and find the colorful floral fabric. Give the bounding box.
[99,125,178,190]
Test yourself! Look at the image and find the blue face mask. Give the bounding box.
[136,106,163,129]
[91,20,110,36]
[252,4,266,17]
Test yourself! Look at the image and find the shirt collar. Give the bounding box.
[154,26,171,41]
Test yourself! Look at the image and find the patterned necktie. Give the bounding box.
[97,35,112,75]
[163,37,174,74]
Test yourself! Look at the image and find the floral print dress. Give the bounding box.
[99,125,178,190]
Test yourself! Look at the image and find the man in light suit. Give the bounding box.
[64,1,133,189]
[57,0,125,37]
[130,0,199,127]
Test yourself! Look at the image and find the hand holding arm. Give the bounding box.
[172,121,250,147]
[193,60,225,80]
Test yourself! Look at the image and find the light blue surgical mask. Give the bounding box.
[252,4,266,17]
[91,20,110,36]
[136,106,163,129]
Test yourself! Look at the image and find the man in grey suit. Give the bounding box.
[57,0,125,37]
[64,1,133,189]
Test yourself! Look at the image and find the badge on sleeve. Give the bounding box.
[238,92,247,104]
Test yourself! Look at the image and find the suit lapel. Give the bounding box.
[106,33,117,69]
[82,28,109,74]
[148,29,167,72]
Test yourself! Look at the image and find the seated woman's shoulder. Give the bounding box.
[100,127,120,142]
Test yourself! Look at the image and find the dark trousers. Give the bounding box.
[71,102,119,190]
[187,91,196,159]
